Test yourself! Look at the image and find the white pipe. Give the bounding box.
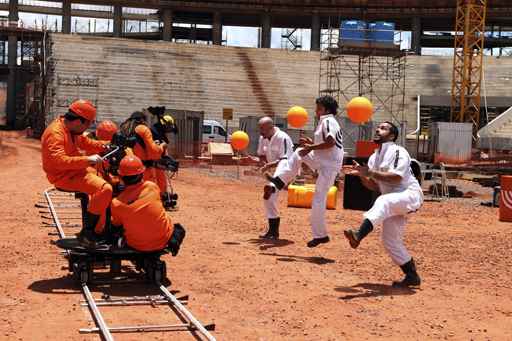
[82,284,115,341]
[101,145,120,160]
[410,94,421,135]
[159,285,217,341]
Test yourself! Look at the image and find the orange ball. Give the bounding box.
[287,106,308,128]
[347,97,373,124]
[230,130,250,151]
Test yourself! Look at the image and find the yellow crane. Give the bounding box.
[450,0,487,141]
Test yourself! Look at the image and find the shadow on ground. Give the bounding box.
[335,282,417,300]
[248,238,295,250]
[28,270,172,297]
[260,252,335,265]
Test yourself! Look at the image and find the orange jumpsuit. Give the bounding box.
[132,125,165,193]
[111,181,172,252]
[41,117,112,232]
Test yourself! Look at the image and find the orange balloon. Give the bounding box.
[347,97,373,124]
[230,130,250,151]
[287,106,308,128]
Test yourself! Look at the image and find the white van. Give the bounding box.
[203,119,228,143]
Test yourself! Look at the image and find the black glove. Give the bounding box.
[156,155,179,172]
[168,223,186,256]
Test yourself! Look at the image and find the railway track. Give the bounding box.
[39,188,216,341]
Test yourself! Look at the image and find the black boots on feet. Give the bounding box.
[392,258,421,288]
[306,236,330,248]
[343,219,374,249]
[260,218,280,240]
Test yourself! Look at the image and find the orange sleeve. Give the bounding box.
[135,125,164,160]
[111,199,124,226]
[43,130,90,170]
[77,134,107,155]
[145,181,161,194]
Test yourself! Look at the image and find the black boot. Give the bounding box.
[260,218,280,240]
[392,258,421,288]
[306,236,330,248]
[76,212,100,248]
[343,219,374,249]
[264,173,286,190]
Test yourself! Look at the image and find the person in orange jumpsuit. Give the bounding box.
[80,120,119,158]
[41,100,112,247]
[119,112,166,189]
[86,120,121,191]
[111,155,172,252]
[150,114,178,208]
[95,120,118,142]
[82,120,118,143]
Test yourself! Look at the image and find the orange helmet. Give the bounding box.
[118,155,145,177]
[69,100,96,121]
[96,120,118,141]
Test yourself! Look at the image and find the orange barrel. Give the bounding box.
[499,176,512,222]
[287,184,338,210]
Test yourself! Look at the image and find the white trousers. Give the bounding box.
[363,189,423,265]
[273,149,341,239]
[264,160,288,219]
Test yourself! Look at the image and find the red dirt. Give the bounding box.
[1,133,512,341]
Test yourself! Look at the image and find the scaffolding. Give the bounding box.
[0,21,46,131]
[450,0,487,141]
[280,28,303,50]
[319,18,407,148]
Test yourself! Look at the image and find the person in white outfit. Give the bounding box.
[256,117,294,239]
[342,121,423,287]
[266,96,344,248]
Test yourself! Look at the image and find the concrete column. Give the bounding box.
[212,11,222,45]
[113,5,122,37]
[62,0,71,34]
[7,36,17,129]
[162,9,173,41]
[261,12,271,48]
[190,24,197,43]
[411,16,422,55]
[7,0,18,128]
[311,13,321,51]
[8,0,18,22]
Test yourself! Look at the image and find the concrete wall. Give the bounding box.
[406,55,512,125]
[47,33,512,134]
[47,33,319,131]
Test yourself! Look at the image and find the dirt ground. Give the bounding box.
[1,132,512,341]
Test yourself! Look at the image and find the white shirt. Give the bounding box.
[257,136,269,157]
[257,127,293,163]
[313,114,344,168]
[368,142,422,195]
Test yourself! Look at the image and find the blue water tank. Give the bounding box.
[368,21,395,45]
[340,20,367,44]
